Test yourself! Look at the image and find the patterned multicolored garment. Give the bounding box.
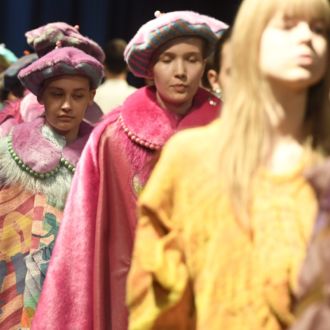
[0,189,62,330]
[0,185,34,330]
[21,194,63,328]
[0,116,92,329]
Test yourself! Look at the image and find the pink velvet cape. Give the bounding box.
[32,86,220,330]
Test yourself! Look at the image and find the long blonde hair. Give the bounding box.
[218,0,330,223]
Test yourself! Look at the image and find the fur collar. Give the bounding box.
[10,116,92,173]
[0,117,92,209]
[119,86,220,150]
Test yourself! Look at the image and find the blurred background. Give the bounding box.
[0,0,241,87]
[0,0,241,56]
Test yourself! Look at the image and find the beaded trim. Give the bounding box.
[7,137,75,179]
[119,115,161,151]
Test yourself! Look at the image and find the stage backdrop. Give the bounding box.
[0,0,241,87]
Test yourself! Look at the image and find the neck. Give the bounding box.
[47,124,79,144]
[267,81,308,142]
[265,82,310,173]
[156,92,193,116]
[64,128,79,144]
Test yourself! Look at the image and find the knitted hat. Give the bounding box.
[18,46,104,96]
[25,22,105,63]
[124,11,228,78]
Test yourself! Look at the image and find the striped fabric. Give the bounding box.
[128,20,219,78]
[124,11,228,78]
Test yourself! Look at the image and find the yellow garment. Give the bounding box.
[127,120,320,330]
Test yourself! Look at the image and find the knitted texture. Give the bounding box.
[18,47,104,96]
[124,11,228,78]
[25,22,105,63]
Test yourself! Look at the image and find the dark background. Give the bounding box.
[0,0,241,56]
[0,0,242,87]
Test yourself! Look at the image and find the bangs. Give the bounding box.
[278,0,330,26]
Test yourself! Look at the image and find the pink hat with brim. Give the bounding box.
[25,22,105,63]
[124,11,228,78]
[18,46,104,96]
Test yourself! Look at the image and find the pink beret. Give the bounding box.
[124,11,228,78]
[18,46,104,96]
[25,22,105,63]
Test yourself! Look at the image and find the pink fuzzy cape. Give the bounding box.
[31,86,220,330]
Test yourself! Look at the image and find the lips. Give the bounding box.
[296,54,314,66]
[58,115,74,121]
[171,84,188,92]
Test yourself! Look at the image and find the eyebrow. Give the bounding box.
[48,86,88,91]
[160,51,202,57]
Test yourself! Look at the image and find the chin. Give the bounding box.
[53,125,72,135]
[169,94,192,103]
[278,74,322,91]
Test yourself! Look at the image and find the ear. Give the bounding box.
[89,89,96,105]
[145,66,154,80]
[207,69,220,93]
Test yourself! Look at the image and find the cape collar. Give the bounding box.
[119,86,220,150]
[10,117,92,175]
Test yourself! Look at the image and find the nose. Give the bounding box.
[174,59,186,79]
[295,22,313,43]
[61,97,72,112]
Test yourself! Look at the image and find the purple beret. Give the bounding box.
[124,11,228,78]
[25,22,105,63]
[18,46,104,96]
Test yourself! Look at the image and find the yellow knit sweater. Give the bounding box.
[127,120,319,330]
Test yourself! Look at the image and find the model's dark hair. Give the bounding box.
[104,38,127,74]
[201,28,232,90]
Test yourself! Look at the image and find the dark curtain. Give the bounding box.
[0,0,241,87]
[0,0,241,56]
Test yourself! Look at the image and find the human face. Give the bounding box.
[218,40,231,93]
[151,37,206,115]
[39,75,95,142]
[259,12,328,91]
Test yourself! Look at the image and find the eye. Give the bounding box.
[282,17,298,30]
[73,94,85,100]
[187,55,199,63]
[160,56,172,63]
[51,92,63,98]
[311,21,327,35]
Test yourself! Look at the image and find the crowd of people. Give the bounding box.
[0,0,330,329]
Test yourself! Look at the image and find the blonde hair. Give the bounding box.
[218,0,330,224]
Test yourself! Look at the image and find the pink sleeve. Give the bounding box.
[32,130,101,330]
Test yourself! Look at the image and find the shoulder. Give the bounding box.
[153,119,222,179]
[165,119,221,158]
[90,108,121,140]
